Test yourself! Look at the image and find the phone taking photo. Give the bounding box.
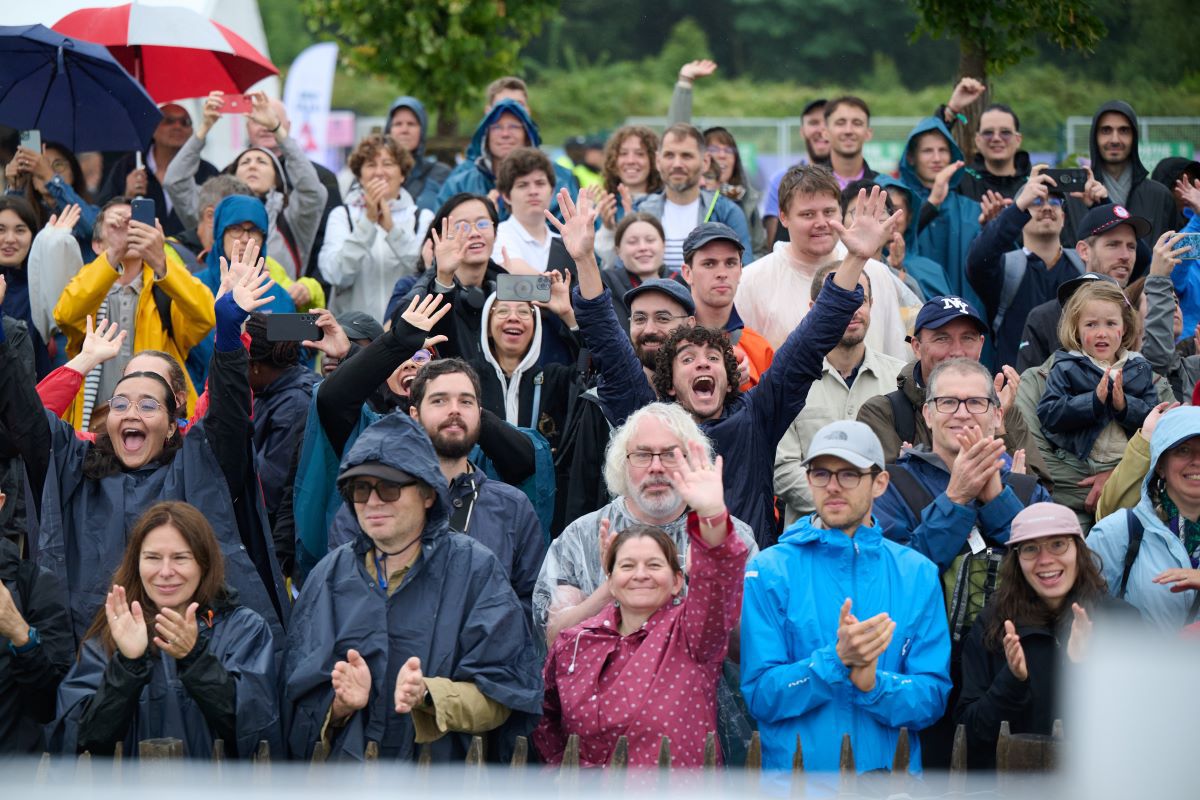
[266,313,323,342]
[495,273,552,303]
[130,197,156,227]
[1043,168,1088,195]
[19,129,41,154]
[219,93,252,114]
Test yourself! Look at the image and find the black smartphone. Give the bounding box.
[130,197,156,226]
[1043,168,1088,195]
[266,313,323,342]
[495,273,551,303]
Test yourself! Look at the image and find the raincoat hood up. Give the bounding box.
[283,413,542,762]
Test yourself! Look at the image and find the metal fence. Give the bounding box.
[1064,116,1200,166]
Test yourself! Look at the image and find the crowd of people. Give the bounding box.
[1,64,1199,781]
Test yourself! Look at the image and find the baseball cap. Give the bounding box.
[1076,204,1151,241]
[802,420,885,471]
[1056,272,1119,306]
[337,462,419,485]
[623,278,696,316]
[1008,502,1084,546]
[913,296,988,336]
[683,222,745,262]
[336,311,384,342]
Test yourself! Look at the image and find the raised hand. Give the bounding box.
[197,91,224,140]
[977,189,1011,225]
[0,580,29,643]
[1149,231,1190,277]
[829,185,903,261]
[331,649,372,721]
[1015,167,1054,212]
[48,203,82,233]
[106,584,148,660]
[1095,370,1111,405]
[430,216,470,282]
[0,275,6,307]
[393,656,427,714]
[1002,620,1027,680]
[1175,177,1200,215]
[1110,369,1126,412]
[836,598,894,676]
[597,191,618,231]
[1065,603,1092,664]
[400,292,452,336]
[1078,167,1108,208]
[153,603,200,659]
[246,91,283,138]
[79,316,128,367]
[929,161,965,206]
[1140,401,1181,443]
[670,441,725,519]
[617,183,634,215]
[301,308,351,358]
[995,365,1020,418]
[126,219,167,277]
[124,166,148,197]
[545,187,598,261]
[947,77,986,114]
[226,241,275,313]
[532,269,576,326]
[598,517,617,576]
[886,231,906,270]
[1010,449,1027,475]
[678,59,718,84]
[945,433,1006,505]
[287,281,312,307]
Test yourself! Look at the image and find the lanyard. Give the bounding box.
[372,539,419,592]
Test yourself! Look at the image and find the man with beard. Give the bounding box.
[763,99,831,245]
[774,263,905,525]
[633,123,752,269]
[533,402,757,647]
[406,358,546,615]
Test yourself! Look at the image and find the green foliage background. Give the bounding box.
[259,0,1200,153]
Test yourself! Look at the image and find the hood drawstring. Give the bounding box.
[567,629,585,674]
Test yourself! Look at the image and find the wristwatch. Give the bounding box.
[8,625,39,655]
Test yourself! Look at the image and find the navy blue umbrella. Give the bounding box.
[0,24,161,152]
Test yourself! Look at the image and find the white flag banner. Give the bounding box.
[283,42,338,170]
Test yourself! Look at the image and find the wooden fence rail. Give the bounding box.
[44,719,1063,782]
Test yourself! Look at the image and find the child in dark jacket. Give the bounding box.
[1036,281,1158,465]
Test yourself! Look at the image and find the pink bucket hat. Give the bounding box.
[1008,502,1084,546]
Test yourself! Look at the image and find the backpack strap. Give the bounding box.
[992,249,1027,339]
[887,389,917,447]
[532,371,544,420]
[884,463,936,521]
[1061,248,1085,273]
[152,284,174,341]
[1118,508,1145,600]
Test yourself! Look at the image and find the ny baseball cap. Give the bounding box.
[683,222,744,262]
[1076,204,1151,241]
[623,278,696,316]
[913,296,988,336]
[802,420,885,471]
[1008,502,1084,546]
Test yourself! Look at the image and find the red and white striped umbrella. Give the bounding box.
[53,3,278,103]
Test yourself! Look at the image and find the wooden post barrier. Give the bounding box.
[838,734,856,796]
[511,736,529,767]
[365,741,379,761]
[561,734,580,770]
[657,736,671,770]
[36,752,51,783]
[417,743,433,768]
[212,739,225,763]
[949,723,968,795]
[609,735,629,769]
[253,740,271,764]
[465,736,485,767]
[139,738,183,759]
[744,731,762,771]
[702,731,716,769]
[997,719,1062,774]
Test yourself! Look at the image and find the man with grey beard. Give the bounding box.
[532,402,757,647]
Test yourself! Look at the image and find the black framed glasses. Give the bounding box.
[342,478,416,504]
[109,396,165,416]
[807,467,877,489]
[626,449,682,469]
[1017,537,1072,561]
[927,396,994,414]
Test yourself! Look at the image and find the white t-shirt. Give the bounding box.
[492,218,556,273]
[661,198,700,269]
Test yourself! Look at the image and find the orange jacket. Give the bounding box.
[734,325,775,391]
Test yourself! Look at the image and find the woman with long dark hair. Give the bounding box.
[52,501,279,758]
[0,196,51,376]
[956,502,1134,768]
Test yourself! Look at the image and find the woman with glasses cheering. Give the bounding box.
[0,243,289,650]
[956,502,1135,768]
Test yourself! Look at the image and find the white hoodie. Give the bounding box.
[480,292,544,425]
[319,185,433,323]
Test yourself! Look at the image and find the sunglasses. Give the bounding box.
[341,478,416,504]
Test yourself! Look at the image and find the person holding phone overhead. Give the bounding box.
[53,197,216,430]
[164,90,328,288]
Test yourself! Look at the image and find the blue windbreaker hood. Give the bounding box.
[387,95,430,159]
[898,117,966,201]
[1144,406,1200,496]
[207,195,269,271]
[466,99,541,161]
[337,412,451,529]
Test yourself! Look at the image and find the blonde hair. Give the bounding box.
[1058,281,1139,354]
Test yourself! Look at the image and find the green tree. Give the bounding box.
[302,0,558,136]
[909,0,1105,83]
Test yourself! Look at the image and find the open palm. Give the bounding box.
[546,188,597,260]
